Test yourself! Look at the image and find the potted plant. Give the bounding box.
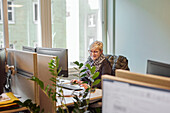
[14,57,101,113]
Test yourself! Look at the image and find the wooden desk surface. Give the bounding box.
[56,88,102,107]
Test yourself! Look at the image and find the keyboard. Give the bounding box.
[58,84,83,91]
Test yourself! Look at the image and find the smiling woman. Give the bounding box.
[88,41,103,61]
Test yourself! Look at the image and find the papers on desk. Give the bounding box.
[59,79,70,84]
[0,93,11,102]
[0,92,20,111]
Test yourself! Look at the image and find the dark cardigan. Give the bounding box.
[81,58,112,89]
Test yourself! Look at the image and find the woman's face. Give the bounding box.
[89,48,102,61]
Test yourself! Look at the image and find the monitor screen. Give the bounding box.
[147,60,170,77]
[36,47,68,77]
[22,46,36,52]
[0,48,6,94]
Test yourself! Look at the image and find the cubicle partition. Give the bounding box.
[7,49,38,103]
[102,71,170,113]
[37,54,56,113]
[5,49,58,112]
[115,69,170,89]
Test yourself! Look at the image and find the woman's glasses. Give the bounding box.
[88,50,99,54]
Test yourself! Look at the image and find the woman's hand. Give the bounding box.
[70,79,83,85]
[80,83,89,89]
[71,79,89,89]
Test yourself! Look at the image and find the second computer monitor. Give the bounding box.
[22,46,36,52]
[147,60,170,77]
[36,47,68,77]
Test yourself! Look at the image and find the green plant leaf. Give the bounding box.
[30,76,36,81]
[52,93,56,101]
[57,68,62,75]
[48,88,52,97]
[73,61,79,66]
[38,80,44,89]
[49,69,54,73]
[52,83,57,87]
[91,66,96,74]
[80,73,87,78]
[45,85,49,92]
[85,64,91,70]
[50,77,56,83]
[79,63,83,69]
[59,88,63,93]
[48,62,53,66]
[73,74,79,77]
[92,72,99,80]
[48,65,54,69]
[82,81,88,84]
[58,107,63,113]
[86,99,90,105]
[80,69,87,73]
[56,57,60,68]
[23,99,32,106]
[83,92,88,98]
[73,67,79,72]
[93,79,101,86]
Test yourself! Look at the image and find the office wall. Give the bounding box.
[115,0,170,74]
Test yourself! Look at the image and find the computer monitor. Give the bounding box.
[0,48,6,94]
[147,60,170,77]
[22,46,36,52]
[36,47,68,77]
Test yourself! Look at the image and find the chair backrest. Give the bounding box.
[105,55,130,75]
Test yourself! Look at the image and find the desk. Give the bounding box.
[56,88,102,107]
[39,79,102,113]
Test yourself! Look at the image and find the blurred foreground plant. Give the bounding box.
[72,61,101,113]
[14,56,68,113]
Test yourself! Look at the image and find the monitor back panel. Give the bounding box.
[147,60,170,77]
[36,47,68,77]
[22,46,36,52]
[9,50,37,102]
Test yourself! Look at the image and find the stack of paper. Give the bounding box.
[0,92,20,111]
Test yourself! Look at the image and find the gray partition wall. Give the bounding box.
[8,50,38,102]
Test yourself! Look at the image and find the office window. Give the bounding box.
[0,0,2,23]
[51,0,104,67]
[0,2,1,21]
[33,2,38,24]
[0,0,3,47]
[0,1,15,24]
[8,0,41,50]
[7,1,14,23]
